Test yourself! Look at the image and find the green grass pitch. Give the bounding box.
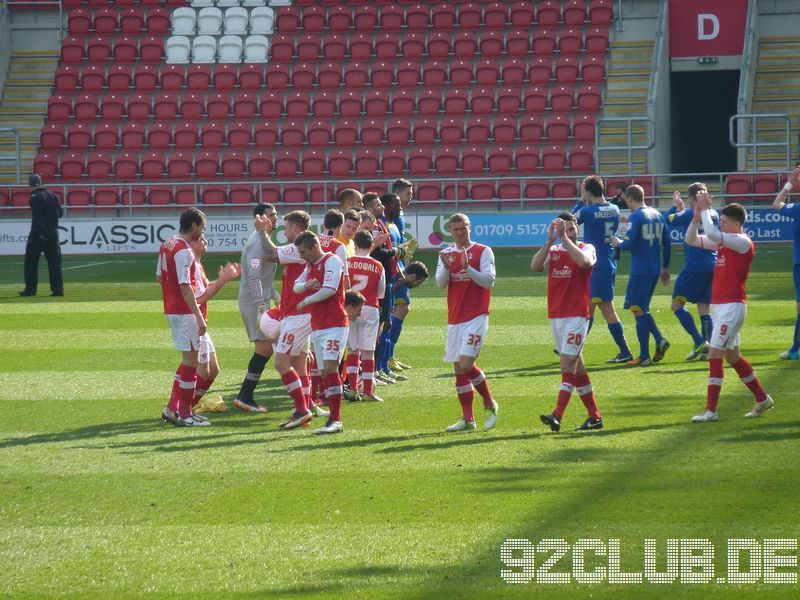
[0,246,798,599]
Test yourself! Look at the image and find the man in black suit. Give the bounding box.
[20,174,64,297]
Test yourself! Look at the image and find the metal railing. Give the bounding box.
[646,0,667,108]
[1,0,63,40]
[595,116,656,174]
[0,127,20,181]
[729,113,792,172]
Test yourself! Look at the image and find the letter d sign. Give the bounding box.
[698,14,720,40]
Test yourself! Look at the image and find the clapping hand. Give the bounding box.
[254,213,274,233]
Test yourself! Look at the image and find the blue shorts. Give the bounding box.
[624,274,659,312]
[393,282,411,305]
[590,268,615,304]
[672,269,713,305]
[794,264,800,301]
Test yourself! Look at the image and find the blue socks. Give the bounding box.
[377,326,392,372]
[791,314,800,353]
[635,314,651,359]
[644,312,664,345]
[700,314,713,343]
[674,307,704,346]
[388,315,405,357]
[608,321,631,356]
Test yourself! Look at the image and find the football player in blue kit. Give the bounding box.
[664,183,718,360]
[773,166,800,360]
[573,175,634,363]
[612,184,672,366]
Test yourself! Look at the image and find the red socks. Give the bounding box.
[467,366,494,409]
[346,351,360,392]
[281,369,307,414]
[302,375,313,411]
[192,375,214,406]
[731,357,768,402]
[575,373,600,419]
[177,364,197,419]
[362,358,375,395]
[167,368,181,412]
[706,358,724,412]
[553,372,576,419]
[324,373,343,422]
[455,373,475,422]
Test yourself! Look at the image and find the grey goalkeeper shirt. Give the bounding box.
[237,230,279,307]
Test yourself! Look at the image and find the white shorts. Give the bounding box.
[198,332,215,364]
[444,314,489,363]
[312,326,348,363]
[550,317,589,356]
[710,302,746,350]
[347,305,380,352]
[167,313,200,352]
[275,313,312,356]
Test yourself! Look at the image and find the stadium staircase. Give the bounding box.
[0,51,59,185]
[1,0,616,210]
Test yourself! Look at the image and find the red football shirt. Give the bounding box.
[347,255,385,308]
[712,237,754,304]
[302,252,348,330]
[445,243,492,325]
[546,242,595,318]
[158,236,197,315]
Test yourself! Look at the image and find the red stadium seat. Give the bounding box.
[510,2,533,27]
[407,147,432,176]
[484,2,508,29]
[114,36,139,64]
[344,63,369,89]
[537,0,561,26]
[328,6,352,32]
[160,65,185,91]
[440,117,464,145]
[68,9,91,35]
[349,33,373,61]
[270,34,295,62]
[423,60,447,87]
[338,91,363,118]
[471,181,495,201]
[515,145,540,173]
[434,147,458,175]
[302,5,326,33]
[443,182,468,202]
[206,93,231,119]
[141,152,166,179]
[475,59,500,86]
[506,29,530,57]
[381,148,406,176]
[498,179,522,199]
[127,94,152,120]
[360,119,384,147]
[355,149,379,177]
[274,150,299,178]
[444,89,468,116]
[391,89,416,116]
[307,120,332,147]
[563,0,588,26]
[34,153,59,179]
[386,118,410,146]
[497,87,520,114]
[67,123,91,150]
[570,144,594,172]
[167,152,192,179]
[333,119,358,147]
[354,5,378,31]
[546,115,571,142]
[541,144,567,172]
[519,115,544,143]
[74,94,99,121]
[492,116,517,144]
[402,32,425,60]
[312,91,336,118]
[114,152,138,180]
[100,94,125,121]
[187,64,212,91]
[153,93,178,120]
[248,151,273,178]
[502,59,526,85]
[87,151,113,179]
[533,29,557,56]
[559,28,584,55]
[577,84,603,112]
[581,57,606,83]
[195,152,220,179]
[41,123,65,150]
[280,121,305,148]
[376,33,400,59]
[726,173,752,197]
[259,92,283,119]
[239,64,264,90]
[365,90,389,117]
[254,122,279,148]
[431,4,456,29]
[479,30,504,57]
[174,122,199,149]
[406,4,430,31]
[380,5,404,32]
[133,65,157,91]
[426,31,451,59]
[585,28,610,54]
[297,35,320,61]
[61,37,85,64]
[147,122,172,149]
[458,2,482,29]
[47,95,72,122]
[466,117,491,144]
[522,86,548,114]
[140,36,163,63]
[328,149,353,177]
[412,118,437,145]
[201,122,225,149]
[87,37,113,63]
[552,178,578,199]
[66,186,92,207]
[146,8,170,34]
[318,62,342,89]
[371,62,395,89]
[449,60,473,87]
[462,146,486,174]
[213,64,238,91]
[753,173,780,201]
[227,122,251,149]
[528,58,553,84]
[470,88,494,115]
[550,86,575,113]
[489,146,513,174]
[589,0,613,26]
[453,31,477,58]
[396,61,421,88]
[80,65,105,92]
[301,150,325,177]
[121,122,146,150]
[573,115,597,142]
[55,66,79,93]
[265,63,290,90]
[275,6,300,32]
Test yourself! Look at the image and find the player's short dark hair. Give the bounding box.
[179,207,206,233]
[293,230,319,250]
[359,209,374,223]
[338,188,362,208]
[558,212,577,222]
[380,193,400,208]
[345,290,366,307]
[449,213,470,226]
[253,203,275,217]
[29,173,42,188]
[625,184,645,204]
[323,208,344,230]
[583,175,604,198]
[354,230,373,249]
[721,203,747,224]
[344,208,362,223]
[284,210,310,230]
[362,191,380,206]
[391,178,413,194]
[687,182,707,199]
[404,261,429,280]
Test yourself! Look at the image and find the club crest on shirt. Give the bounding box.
[717,254,727,267]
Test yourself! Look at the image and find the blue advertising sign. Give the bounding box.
[466,213,557,247]
[664,207,795,244]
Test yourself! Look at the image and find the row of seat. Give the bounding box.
[61,0,276,7]
[41,114,599,152]
[273,0,613,33]
[34,145,593,183]
[67,7,172,34]
[61,35,165,63]
[166,34,269,63]
[48,86,602,122]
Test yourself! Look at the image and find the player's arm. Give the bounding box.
[377,267,386,299]
[531,219,559,272]
[435,255,449,289]
[773,167,800,211]
[612,214,638,249]
[196,262,242,304]
[660,213,671,269]
[156,255,162,284]
[174,249,206,335]
[254,214,278,262]
[465,246,496,289]
[699,209,751,254]
[297,260,341,310]
[335,244,350,289]
[562,236,596,270]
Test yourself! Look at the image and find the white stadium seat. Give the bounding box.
[249,7,274,35]
[217,0,241,7]
[242,0,266,6]
[197,7,222,35]
[268,0,291,6]
[192,35,217,63]
[165,36,191,64]
[218,35,243,63]
[244,35,269,63]
[171,8,196,36]
[190,0,213,7]
[223,7,248,35]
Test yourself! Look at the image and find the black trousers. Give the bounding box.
[23,230,63,295]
